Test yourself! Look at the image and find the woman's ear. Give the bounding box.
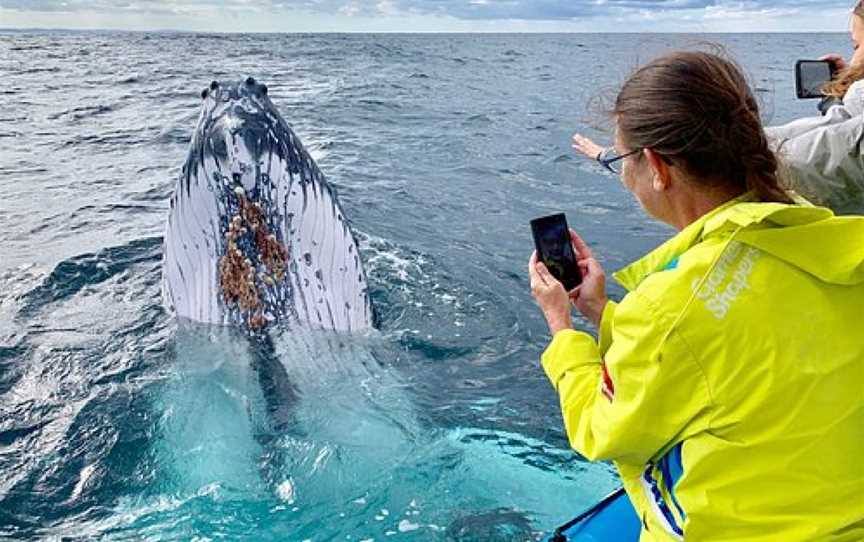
[644,148,671,191]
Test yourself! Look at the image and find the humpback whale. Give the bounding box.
[162,77,373,333]
[151,77,385,505]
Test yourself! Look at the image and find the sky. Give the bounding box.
[0,0,857,33]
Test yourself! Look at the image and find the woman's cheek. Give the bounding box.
[852,46,864,68]
[620,163,636,192]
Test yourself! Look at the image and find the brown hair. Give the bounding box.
[614,50,793,204]
[823,1,864,98]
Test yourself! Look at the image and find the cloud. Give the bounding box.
[0,0,269,14]
[0,0,855,31]
[393,0,719,20]
[0,0,855,20]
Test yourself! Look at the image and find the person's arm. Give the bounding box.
[541,291,712,464]
[772,109,864,211]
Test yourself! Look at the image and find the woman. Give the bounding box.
[822,0,864,105]
[765,0,864,213]
[573,4,864,213]
[530,51,864,541]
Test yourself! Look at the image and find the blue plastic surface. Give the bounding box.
[542,489,642,542]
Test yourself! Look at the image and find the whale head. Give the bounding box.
[162,77,373,333]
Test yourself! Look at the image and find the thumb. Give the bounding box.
[534,262,557,285]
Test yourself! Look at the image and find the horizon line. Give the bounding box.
[0,27,848,34]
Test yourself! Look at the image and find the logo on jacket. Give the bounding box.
[692,241,762,320]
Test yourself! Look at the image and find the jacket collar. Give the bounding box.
[613,191,841,291]
[612,192,781,291]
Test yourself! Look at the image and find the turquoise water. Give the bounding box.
[0,32,847,540]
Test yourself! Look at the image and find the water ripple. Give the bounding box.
[18,237,162,317]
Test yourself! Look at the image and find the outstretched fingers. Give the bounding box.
[571,133,604,160]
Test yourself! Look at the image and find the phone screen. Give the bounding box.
[530,213,582,291]
[796,60,833,99]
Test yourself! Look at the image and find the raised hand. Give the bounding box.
[571,133,607,161]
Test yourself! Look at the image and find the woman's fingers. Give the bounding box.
[534,261,559,287]
[569,229,595,260]
[584,257,604,277]
[529,252,555,291]
[528,252,543,289]
[578,256,605,276]
[529,251,567,289]
[818,53,846,71]
[571,133,603,159]
[572,133,595,147]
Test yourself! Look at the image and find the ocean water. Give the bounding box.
[0,32,848,541]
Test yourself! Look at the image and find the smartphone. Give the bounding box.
[795,60,834,99]
[530,213,582,291]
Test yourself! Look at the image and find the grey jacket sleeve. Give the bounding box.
[765,80,864,214]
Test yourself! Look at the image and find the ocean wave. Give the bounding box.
[58,131,147,150]
[20,67,61,74]
[48,105,115,121]
[17,236,162,318]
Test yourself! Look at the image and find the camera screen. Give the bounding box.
[537,219,568,275]
[531,213,581,290]
[798,61,832,98]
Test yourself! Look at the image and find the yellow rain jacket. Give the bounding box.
[542,196,864,541]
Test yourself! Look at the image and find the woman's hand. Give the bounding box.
[567,229,608,328]
[571,133,606,161]
[529,251,572,336]
[819,53,847,72]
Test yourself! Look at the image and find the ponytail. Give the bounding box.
[739,100,794,204]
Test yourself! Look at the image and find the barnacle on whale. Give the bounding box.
[238,194,289,278]
[249,311,266,329]
[218,191,289,324]
[257,229,287,279]
[218,245,259,311]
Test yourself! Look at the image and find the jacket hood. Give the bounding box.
[729,203,864,286]
[614,197,864,290]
